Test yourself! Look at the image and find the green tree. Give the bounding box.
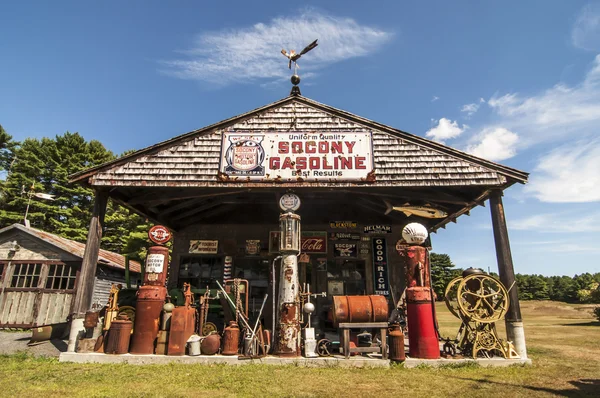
[430,253,460,299]
[0,131,151,260]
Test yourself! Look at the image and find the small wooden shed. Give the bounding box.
[0,223,141,328]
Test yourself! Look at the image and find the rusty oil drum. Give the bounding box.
[332,295,388,328]
[129,285,167,354]
[222,321,240,355]
[104,315,133,354]
[388,324,406,362]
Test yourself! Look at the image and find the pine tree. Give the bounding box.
[430,253,459,299]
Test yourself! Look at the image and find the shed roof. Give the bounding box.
[0,223,141,273]
[68,94,528,232]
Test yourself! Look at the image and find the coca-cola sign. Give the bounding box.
[269,231,327,254]
[301,232,327,253]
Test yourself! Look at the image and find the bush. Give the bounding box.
[594,307,600,322]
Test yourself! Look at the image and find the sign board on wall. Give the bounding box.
[189,240,218,254]
[334,243,358,257]
[372,238,390,296]
[219,132,374,182]
[363,225,392,234]
[269,231,327,254]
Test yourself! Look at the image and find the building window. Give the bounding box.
[0,263,5,283]
[10,263,42,289]
[45,263,77,290]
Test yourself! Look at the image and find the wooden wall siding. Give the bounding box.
[87,101,505,187]
[0,234,79,262]
[0,291,73,327]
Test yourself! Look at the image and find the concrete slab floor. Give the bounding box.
[59,352,391,368]
[60,352,531,368]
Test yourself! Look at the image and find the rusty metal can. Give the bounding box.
[222,321,240,355]
[129,285,167,354]
[104,315,133,354]
[84,311,99,329]
[332,295,389,327]
[388,324,405,362]
[201,333,221,355]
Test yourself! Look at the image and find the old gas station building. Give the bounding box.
[68,91,529,358]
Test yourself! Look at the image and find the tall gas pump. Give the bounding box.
[400,223,440,359]
[275,193,302,357]
[130,225,171,354]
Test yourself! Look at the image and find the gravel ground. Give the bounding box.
[0,331,67,357]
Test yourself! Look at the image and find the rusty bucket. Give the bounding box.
[104,315,133,354]
[332,295,388,327]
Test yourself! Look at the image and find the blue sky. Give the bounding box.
[1,1,599,277]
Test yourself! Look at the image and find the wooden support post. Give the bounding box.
[71,190,108,316]
[489,189,527,359]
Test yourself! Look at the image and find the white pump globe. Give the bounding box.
[402,223,428,244]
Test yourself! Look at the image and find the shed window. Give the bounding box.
[45,264,77,290]
[0,263,5,283]
[10,263,42,288]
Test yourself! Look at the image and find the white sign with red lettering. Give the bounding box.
[220,132,374,182]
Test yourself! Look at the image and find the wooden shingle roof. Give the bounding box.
[70,95,527,188]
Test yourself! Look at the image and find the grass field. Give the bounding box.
[0,301,598,397]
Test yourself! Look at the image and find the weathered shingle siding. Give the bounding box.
[89,101,505,187]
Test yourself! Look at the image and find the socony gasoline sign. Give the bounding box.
[219,132,374,182]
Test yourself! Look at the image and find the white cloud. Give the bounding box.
[511,211,600,233]
[460,98,485,117]
[486,55,600,146]
[425,118,467,143]
[431,96,440,102]
[465,127,518,161]
[159,10,392,86]
[523,139,600,203]
[516,240,600,253]
[572,3,600,51]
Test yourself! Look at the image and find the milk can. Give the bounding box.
[222,321,240,355]
[388,324,405,362]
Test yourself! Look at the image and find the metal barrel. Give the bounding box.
[129,285,167,354]
[332,295,389,328]
[104,316,133,354]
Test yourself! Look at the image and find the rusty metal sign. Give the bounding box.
[219,132,374,182]
[245,240,261,255]
[334,243,358,257]
[189,240,218,254]
[148,225,171,245]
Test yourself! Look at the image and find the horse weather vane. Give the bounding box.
[281,39,318,95]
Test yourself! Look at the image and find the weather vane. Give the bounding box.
[281,39,318,74]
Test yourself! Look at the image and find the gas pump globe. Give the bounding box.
[279,213,301,253]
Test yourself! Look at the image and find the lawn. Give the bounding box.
[0,301,598,397]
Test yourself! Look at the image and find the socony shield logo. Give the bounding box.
[224,135,265,175]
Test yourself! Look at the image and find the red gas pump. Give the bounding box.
[130,227,171,354]
[400,224,440,359]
